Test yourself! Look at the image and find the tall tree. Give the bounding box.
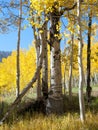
[36,31,42,99]
[69,33,74,101]
[41,22,48,99]
[77,0,85,121]
[86,11,92,104]
[32,20,42,99]
[46,8,63,114]
[32,16,48,99]
[16,0,22,97]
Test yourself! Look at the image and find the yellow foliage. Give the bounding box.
[62,41,98,78]
[30,0,75,16]
[0,46,36,93]
[0,44,53,93]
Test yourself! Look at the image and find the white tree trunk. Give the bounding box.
[33,21,41,99]
[50,41,62,97]
[77,0,85,122]
[46,11,63,114]
[69,34,74,101]
[16,0,22,97]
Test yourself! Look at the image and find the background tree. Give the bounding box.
[68,33,74,101]
[32,17,42,99]
[77,0,85,122]
[16,0,22,97]
[86,11,92,104]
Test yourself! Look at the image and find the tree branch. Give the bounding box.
[60,2,77,15]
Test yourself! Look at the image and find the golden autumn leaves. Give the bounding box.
[0,46,36,93]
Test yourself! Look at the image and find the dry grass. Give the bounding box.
[0,89,98,130]
[0,112,98,130]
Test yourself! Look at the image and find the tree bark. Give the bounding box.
[32,20,41,99]
[64,65,66,95]
[0,100,4,118]
[77,0,85,122]
[46,10,63,114]
[69,34,74,101]
[41,22,48,99]
[16,0,22,97]
[36,32,41,99]
[86,12,92,104]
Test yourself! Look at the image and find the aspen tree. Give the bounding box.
[16,0,22,97]
[77,0,85,121]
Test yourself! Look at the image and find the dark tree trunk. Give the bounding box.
[36,34,41,99]
[42,22,48,99]
[86,13,92,104]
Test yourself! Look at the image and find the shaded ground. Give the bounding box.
[92,91,98,97]
[0,87,98,123]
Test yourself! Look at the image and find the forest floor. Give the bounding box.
[92,90,98,97]
[0,85,98,130]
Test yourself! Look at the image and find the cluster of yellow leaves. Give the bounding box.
[30,0,98,15]
[0,45,36,93]
[62,41,98,78]
[56,22,61,31]
[91,43,98,75]
[82,43,98,76]
[30,0,75,15]
[61,40,78,78]
[84,0,98,4]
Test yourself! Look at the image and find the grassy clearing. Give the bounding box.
[72,85,98,94]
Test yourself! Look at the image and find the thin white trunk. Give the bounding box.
[69,34,74,101]
[16,0,22,97]
[33,21,41,99]
[77,0,85,122]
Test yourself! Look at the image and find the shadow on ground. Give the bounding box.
[1,94,98,124]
